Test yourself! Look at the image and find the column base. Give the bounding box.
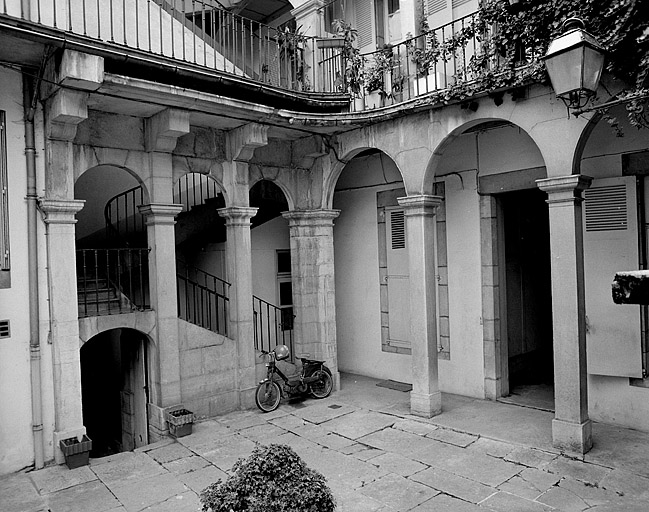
[239,387,257,410]
[331,370,341,392]
[552,418,593,455]
[410,391,442,418]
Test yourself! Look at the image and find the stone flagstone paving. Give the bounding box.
[2,377,649,511]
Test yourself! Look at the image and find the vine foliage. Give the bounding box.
[405,0,648,128]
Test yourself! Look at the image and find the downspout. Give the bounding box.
[23,72,44,469]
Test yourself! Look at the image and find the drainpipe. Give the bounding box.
[23,73,44,470]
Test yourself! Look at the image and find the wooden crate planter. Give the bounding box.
[166,408,195,438]
[59,435,92,469]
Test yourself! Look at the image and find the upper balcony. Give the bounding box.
[0,1,545,114]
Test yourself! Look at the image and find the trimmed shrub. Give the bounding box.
[200,443,336,512]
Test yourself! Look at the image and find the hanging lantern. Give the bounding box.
[543,18,606,109]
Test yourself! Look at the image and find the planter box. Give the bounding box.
[316,37,345,49]
[166,408,195,438]
[60,435,92,469]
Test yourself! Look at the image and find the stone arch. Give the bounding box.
[323,146,406,210]
[249,172,295,211]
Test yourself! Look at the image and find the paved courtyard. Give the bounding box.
[2,373,649,512]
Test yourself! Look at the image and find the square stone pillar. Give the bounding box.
[282,210,340,389]
[39,199,87,463]
[537,175,593,454]
[397,195,443,418]
[139,204,183,408]
[217,207,259,408]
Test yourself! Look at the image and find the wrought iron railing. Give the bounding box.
[77,248,150,317]
[346,12,543,111]
[173,172,222,213]
[253,295,294,357]
[105,186,145,244]
[0,0,324,93]
[177,259,229,336]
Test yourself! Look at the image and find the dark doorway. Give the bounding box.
[81,329,149,457]
[501,189,554,410]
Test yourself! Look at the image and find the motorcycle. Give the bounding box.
[255,344,333,412]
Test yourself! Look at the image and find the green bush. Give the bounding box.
[200,444,336,512]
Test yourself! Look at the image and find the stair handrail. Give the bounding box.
[176,259,230,335]
[253,294,294,356]
[104,185,145,245]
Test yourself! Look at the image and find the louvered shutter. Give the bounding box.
[355,0,374,51]
[428,0,447,15]
[386,207,410,348]
[583,177,643,377]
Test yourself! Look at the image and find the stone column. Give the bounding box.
[397,195,443,418]
[282,210,340,389]
[217,207,259,408]
[39,199,86,463]
[537,175,593,454]
[139,204,183,411]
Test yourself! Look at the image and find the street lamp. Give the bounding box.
[543,17,606,110]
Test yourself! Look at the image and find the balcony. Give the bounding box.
[0,3,545,113]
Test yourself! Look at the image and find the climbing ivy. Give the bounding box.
[453,0,649,129]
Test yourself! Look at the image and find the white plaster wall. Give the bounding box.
[251,216,290,303]
[333,152,412,382]
[0,68,36,474]
[437,171,485,397]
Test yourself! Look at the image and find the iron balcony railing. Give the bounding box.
[1,2,540,107]
[77,248,150,317]
[346,12,543,111]
[177,259,229,336]
[253,295,294,357]
[1,0,326,93]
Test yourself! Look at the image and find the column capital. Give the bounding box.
[39,199,85,224]
[282,209,340,228]
[397,195,444,216]
[139,203,183,225]
[217,206,259,225]
[536,175,593,205]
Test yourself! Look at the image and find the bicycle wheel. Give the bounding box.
[309,370,333,399]
[255,381,281,412]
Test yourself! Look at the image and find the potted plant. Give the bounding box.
[59,435,92,469]
[200,444,335,512]
[166,407,195,438]
[331,19,363,99]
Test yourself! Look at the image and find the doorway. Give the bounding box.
[81,329,149,457]
[500,189,554,410]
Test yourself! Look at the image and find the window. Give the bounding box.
[0,111,9,278]
[324,0,344,33]
[277,250,293,331]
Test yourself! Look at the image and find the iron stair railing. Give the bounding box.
[177,259,229,336]
[253,295,294,357]
[77,248,150,317]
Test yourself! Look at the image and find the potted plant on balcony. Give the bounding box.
[331,19,364,104]
[59,435,92,469]
[166,407,195,438]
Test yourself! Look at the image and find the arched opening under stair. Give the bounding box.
[249,179,293,356]
[174,172,229,336]
[333,149,417,387]
[75,165,149,317]
[432,119,553,409]
[81,328,150,457]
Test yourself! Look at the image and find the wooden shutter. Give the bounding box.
[387,207,410,348]
[584,177,643,377]
[355,0,374,50]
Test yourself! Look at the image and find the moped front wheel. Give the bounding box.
[255,381,281,412]
[309,370,333,399]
